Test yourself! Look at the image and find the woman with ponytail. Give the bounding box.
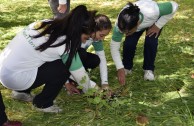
[64,14,112,94]
[0,5,97,114]
[110,1,178,85]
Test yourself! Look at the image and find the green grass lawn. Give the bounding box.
[0,0,194,125]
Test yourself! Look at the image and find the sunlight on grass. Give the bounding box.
[107,62,114,66]
[180,46,194,55]
[2,26,24,36]
[163,91,188,101]
[98,1,125,9]
[134,57,144,64]
[158,74,181,80]
[175,9,193,19]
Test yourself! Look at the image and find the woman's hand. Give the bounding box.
[101,84,109,90]
[101,84,112,98]
[58,4,67,13]
[146,24,160,38]
[65,82,81,95]
[117,68,126,85]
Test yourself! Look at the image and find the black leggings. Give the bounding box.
[21,59,70,108]
[0,91,7,125]
[22,49,99,108]
[78,48,100,70]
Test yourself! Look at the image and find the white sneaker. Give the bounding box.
[124,69,132,75]
[35,105,63,113]
[144,70,155,81]
[11,91,34,102]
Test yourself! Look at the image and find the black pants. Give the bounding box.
[123,29,162,71]
[0,91,7,125]
[78,48,100,70]
[21,59,70,108]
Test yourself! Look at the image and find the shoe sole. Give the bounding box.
[33,106,63,113]
[12,95,33,102]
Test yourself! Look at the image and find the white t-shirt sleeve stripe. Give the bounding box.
[96,50,108,85]
[155,1,178,29]
[110,39,124,70]
[59,0,67,4]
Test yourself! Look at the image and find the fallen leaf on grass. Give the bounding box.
[84,108,93,112]
[191,74,194,79]
[136,114,149,126]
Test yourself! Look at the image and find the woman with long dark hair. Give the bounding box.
[0,5,97,116]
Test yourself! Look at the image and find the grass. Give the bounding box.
[0,0,194,125]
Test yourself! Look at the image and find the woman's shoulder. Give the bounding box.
[28,19,52,30]
[135,0,159,17]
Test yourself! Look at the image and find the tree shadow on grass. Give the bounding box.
[0,5,51,28]
[0,12,51,29]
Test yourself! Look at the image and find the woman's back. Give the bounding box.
[0,21,66,90]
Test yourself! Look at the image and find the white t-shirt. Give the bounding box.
[0,22,66,90]
[0,21,96,92]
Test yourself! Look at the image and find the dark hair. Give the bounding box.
[94,14,112,31]
[33,5,97,69]
[118,2,140,32]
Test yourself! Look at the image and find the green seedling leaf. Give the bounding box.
[77,85,83,90]
[93,97,101,104]
[80,76,87,84]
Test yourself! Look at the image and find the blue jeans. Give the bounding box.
[123,29,161,71]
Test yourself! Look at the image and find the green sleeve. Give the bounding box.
[61,53,83,71]
[92,40,104,51]
[111,26,124,42]
[157,2,173,16]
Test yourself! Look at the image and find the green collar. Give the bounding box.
[139,12,144,24]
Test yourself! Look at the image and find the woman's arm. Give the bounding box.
[110,26,124,70]
[93,41,108,85]
[155,1,178,29]
[61,53,95,93]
